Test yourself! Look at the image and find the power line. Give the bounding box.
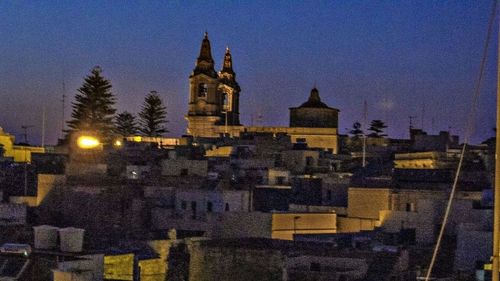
[424,0,497,279]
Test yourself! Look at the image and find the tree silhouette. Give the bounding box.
[368,120,387,137]
[66,66,116,140]
[115,111,138,136]
[349,121,364,137]
[139,91,168,136]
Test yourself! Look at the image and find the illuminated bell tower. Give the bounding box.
[217,47,241,125]
[186,32,223,137]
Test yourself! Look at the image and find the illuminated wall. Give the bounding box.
[0,127,45,162]
[347,187,391,220]
[9,174,66,207]
[104,254,134,280]
[393,152,457,169]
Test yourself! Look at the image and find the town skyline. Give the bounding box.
[0,1,497,145]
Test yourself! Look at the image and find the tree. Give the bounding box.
[139,91,168,136]
[115,111,138,136]
[349,121,364,137]
[66,66,116,140]
[368,119,387,137]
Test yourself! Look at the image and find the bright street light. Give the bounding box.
[76,135,100,149]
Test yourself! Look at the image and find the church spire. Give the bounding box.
[218,46,239,90]
[221,46,234,75]
[193,32,217,78]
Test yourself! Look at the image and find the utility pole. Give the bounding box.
[491,1,500,279]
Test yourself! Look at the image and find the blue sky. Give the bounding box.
[0,1,497,144]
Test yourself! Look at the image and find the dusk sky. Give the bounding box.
[0,1,497,145]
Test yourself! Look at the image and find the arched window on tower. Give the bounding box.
[222,92,229,111]
[198,83,208,98]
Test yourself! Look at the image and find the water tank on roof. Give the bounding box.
[33,225,59,249]
[58,227,85,252]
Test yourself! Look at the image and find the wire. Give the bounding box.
[424,1,498,280]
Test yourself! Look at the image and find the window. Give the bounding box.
[406,203,415,212]
[222,92,229,111]
[180,168,188,176]
[198,83,208,97]
[225,203,230,211]
[207,201,213,212]
[327,190,332,201]
[181,200,187,210]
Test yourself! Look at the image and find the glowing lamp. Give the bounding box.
[114,139,123,147]
[77,136,100,149]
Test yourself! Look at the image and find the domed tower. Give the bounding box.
[186,33,223,137]
[289,87,339,128]
[217,47,241,125]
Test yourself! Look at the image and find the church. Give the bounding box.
[185,33,340,153]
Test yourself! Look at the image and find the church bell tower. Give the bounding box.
[217,47,241,126]
[186,32,222,137]
[186,33,241,137]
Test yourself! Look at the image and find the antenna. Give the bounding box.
[41,106,46,147]
[256,112,263,126]
[409,116,417,131]
[363,100,368,129]
[61,80,67,138]
[21,125,34,144]
[362,100,368,168]
[421,102,425,130]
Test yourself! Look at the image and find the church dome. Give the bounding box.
[298,88,330,108]
[289,87,339,128]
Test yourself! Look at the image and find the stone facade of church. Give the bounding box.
[185,33,339,153]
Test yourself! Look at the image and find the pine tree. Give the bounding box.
[368,119,387,137]
[139,91,168,136]
[66,66,116,140]
[115,111,138,136]
[349,121,364,137]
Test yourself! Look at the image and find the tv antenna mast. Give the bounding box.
[21,125,34,144]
